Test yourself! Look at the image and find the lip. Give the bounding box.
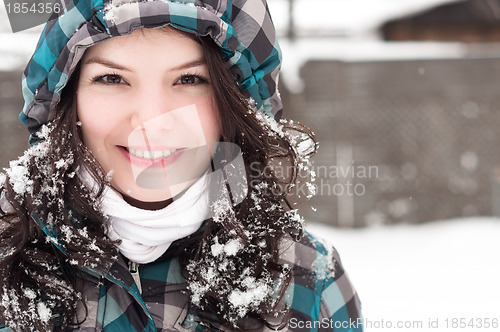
[119,146,186,168]
[127,145,180,150]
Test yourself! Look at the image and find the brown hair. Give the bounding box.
[0,29,316,331]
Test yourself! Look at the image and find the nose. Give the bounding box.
[130,87,176,131]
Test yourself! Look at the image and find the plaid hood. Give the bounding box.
[19,0,283,134]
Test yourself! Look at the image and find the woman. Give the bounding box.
[0,0,362,331]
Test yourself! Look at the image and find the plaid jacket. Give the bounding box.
[0,230,362,332]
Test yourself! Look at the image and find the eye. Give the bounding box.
[93,74,126,85]
[175,75,207,86]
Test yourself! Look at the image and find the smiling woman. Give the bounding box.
[77,27,220,207]
[0,0,362,331]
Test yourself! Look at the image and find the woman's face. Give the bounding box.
[77,27,220,208]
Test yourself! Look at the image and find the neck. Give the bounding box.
[122,195,174,210]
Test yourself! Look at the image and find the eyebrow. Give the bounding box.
[170,59,206,71]
[83,57,131,71]
[83,57,206,72]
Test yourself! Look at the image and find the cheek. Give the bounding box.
[76,91,122,145]
[197,103,220,143]
[77,105,102,149]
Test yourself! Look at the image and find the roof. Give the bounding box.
[268,0,465,37]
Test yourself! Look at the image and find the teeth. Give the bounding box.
[128,148,178,160]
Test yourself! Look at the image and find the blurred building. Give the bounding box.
[382,0,500,42]
[275,0,500,226]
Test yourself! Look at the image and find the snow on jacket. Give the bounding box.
[20,0,283,135]
[0,224,362,331]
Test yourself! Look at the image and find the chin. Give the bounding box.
[111,174,197,204]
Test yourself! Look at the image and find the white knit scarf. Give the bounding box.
[99,173,210,264]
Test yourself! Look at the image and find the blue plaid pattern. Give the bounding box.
[0,232,363,331]
[20,0,283,134]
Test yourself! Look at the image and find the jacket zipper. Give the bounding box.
[128,261,142,294]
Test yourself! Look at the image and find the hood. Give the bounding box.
[19,0,283,134]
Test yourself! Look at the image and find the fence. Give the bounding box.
[282,57,500,226]
[0,71,28,169]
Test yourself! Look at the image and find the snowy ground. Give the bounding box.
[307,218,500,331]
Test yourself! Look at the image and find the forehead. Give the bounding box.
[82,27,203,61]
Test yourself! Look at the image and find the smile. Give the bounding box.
[126,147,182,160]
